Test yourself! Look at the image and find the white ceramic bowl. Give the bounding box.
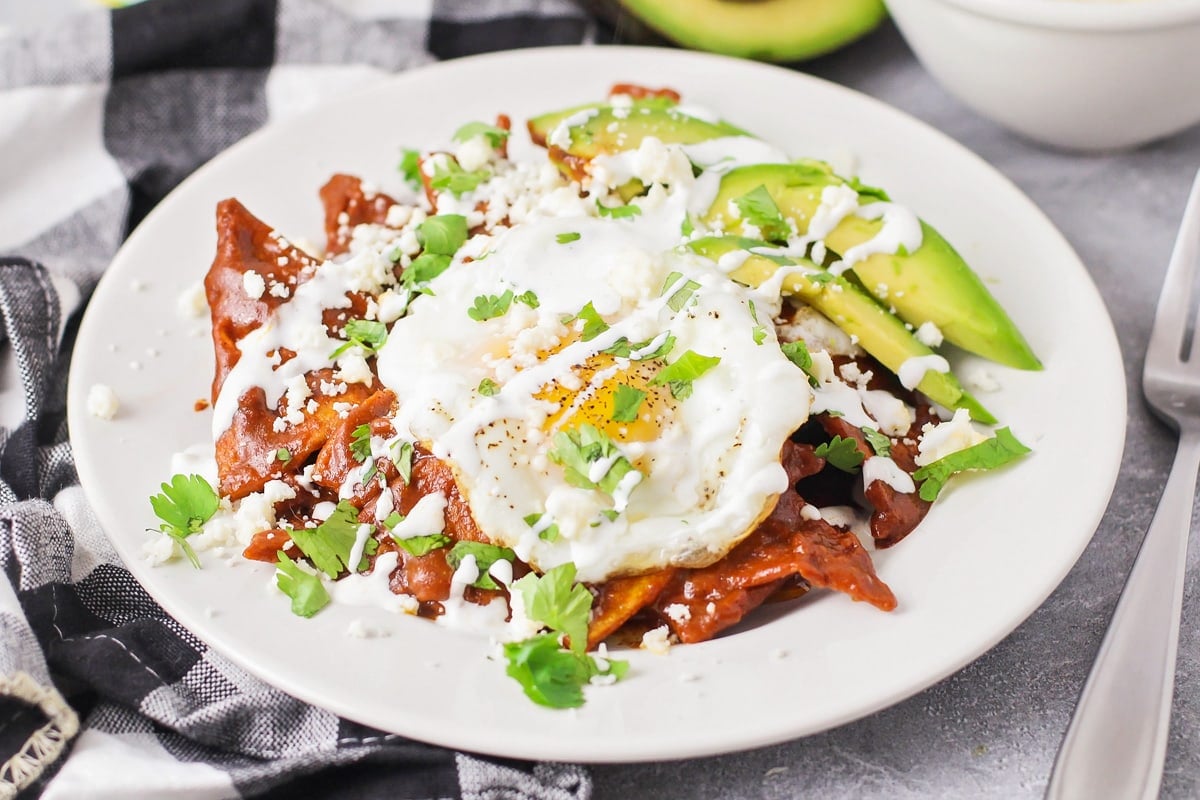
[885,0,1200,150]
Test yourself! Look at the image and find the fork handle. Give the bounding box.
[1046,431,1200,800]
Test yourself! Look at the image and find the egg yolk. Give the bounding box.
[537,354,673,444]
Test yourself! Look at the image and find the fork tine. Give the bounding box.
[1149,169,1200,361]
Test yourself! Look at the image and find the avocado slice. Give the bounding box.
[594,0,887,63]
[704,164,1042,370]
[528,103,748,161]
[687,236,994,423]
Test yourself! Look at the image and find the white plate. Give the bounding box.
[66,46,1126,762]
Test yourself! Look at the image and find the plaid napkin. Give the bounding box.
[0,1,612,797]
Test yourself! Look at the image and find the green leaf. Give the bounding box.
[288,500,366,577]
[602,333,676,361]
[402,253,452,288]
[650,350,721,400]
[596,199,641,219]
[680,214,695,237]
[523,512,560,542]
[350,424,373,462]
[395,533,452,557]
[417,214,468,256]
[748,299,768,345]
[468,289,514,322]
[330,318,387,358]
[275,447,291,463]
[862,427,892,458]
[814,435,865,474]
[548,423,642,498]
[275,552,331,618]
[392,440,414,485]
[478,377,499,397]
[733,185,790,243]
[556,232,581,244]
[149,474,220,568]
[503,634,592,709]
[514,290,540,309]
[452,121,509,147]
[383,511,404,529]
[430,159,490,197]
[564,302,609,341]
[912,427,1031,501]
[611,384,645,423]
[446,541,516,590]
[513,562,592,655]
[398,149,421,190]
[780,340,821,388]
[661,271,700,313]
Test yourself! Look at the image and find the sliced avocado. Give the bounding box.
[604,0,887,63]
[528,104,748,160]
[704,164,1041,370]
[687,236,994,423]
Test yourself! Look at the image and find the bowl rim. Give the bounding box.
[929,0,1200,31]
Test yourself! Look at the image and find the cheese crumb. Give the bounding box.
[87,384,119,420]
[641,625,672,655]
[242,271,266,299]
[916,408,987,466]
[664,603,691,625]
[915,321,944,348]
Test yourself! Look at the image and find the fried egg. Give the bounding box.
[375,212,813,583]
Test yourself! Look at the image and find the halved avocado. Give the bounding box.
[705,164,1042,370]
[687,236,994,422]
[611,0,888,63]
[528,104,748,160]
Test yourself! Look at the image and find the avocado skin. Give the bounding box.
[704,163,1042,371]
[687,236,995,423]
[605,0,887,63]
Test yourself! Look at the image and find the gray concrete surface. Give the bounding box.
[593,20,1199,800]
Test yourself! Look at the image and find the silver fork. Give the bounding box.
[1046,169,1200,800]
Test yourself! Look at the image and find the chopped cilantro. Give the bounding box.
[395,533,452,557]
[149,473,220,569]
[650,350,721,400]
[452,121,509,147]
[401,252,452,289]
[814,436,865,473]
[275,552,331,618]
[748,300,767,345]
[330,319,387,358]
[417,214,468,256]
[680,214,695,237]
[912,427,1031,501]
[383,511,404,529]
[596,199,641,219]
[446,541,516,590]
[603,333,676,361]
[468,289,514,322]
[503,634,626,709]
[523,512,560,542]
[288,500,375,577]
[556,232,581,244]
[478,377,499,397]
[780,340,821,388]
[598,509,619,522]
[611,384,646,423]
[350,424,373,462]
[513,562,592,655]
[392,440,414,485]
[563,302,609,341]
[398,148,421,190]
[275,447,291,463]
[661,271,700,312]
[862,427,892,458]
[548,423,642,498]
[808,270,836,285]
[514,290,540,309]
[733,185,790,243]
[430,159,490,197]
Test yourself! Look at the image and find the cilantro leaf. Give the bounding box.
[564,302,609,341]
[814,435,865,473]
[603,333,676,361]
[275,552,331,618]
[650,350,721,400]
[392,440,414,485]
[395,533,452,557]
[912,427,1031,501]
[468,289,514,322]
[383,511,404,529]
[661,271,700,313]
[748,299,768,345]
[611,384,645,423]
[452,121,509,147]
[513,562,592,655]
[417,214,468,256]
[514,290,540,309]
[503,634,594,709]
[330,318,387,358]
[350,424,373,462]
[862,427,892,458]
[275,447,291,463]
[149,473,219,569]
[780,340,821,388]
[596,199,641,219]
[398,149,421,190]
[430,159,490,197]
[733,185,790,243]
[556,232,581,244]
[680,214,695,237]
[446,541,516,590]
[478,377,499,396]
[401,253,452,289]
[288,500,367,577]
[548,423,642,498]
[523,512,560,542]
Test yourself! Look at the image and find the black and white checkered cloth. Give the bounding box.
[0,1,619,796]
